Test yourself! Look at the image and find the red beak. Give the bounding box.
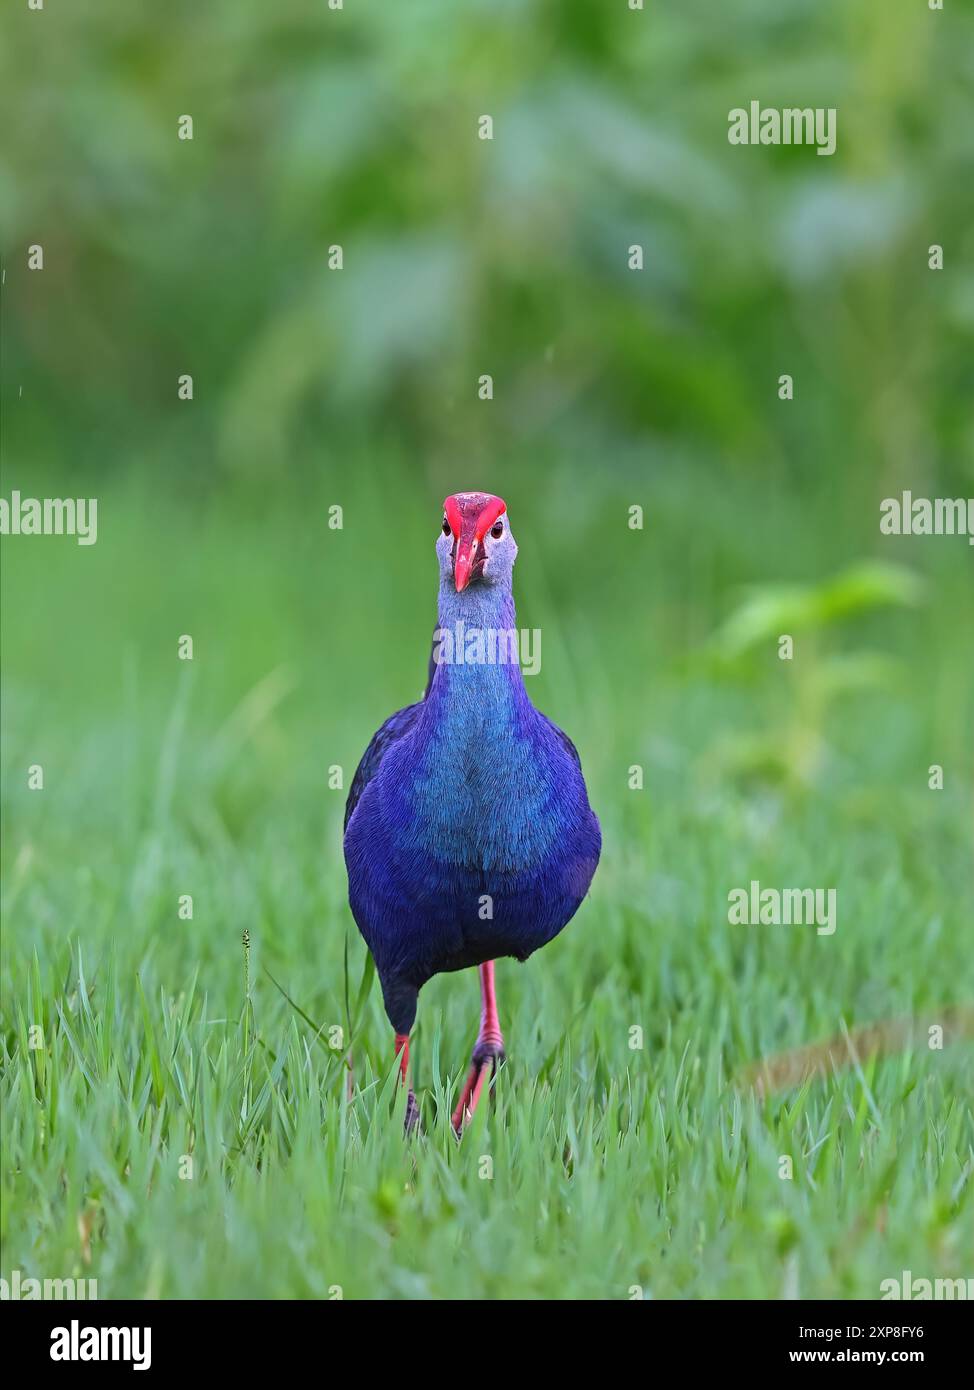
[453,535,478,592]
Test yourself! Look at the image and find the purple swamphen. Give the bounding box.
[343,493,601,1131]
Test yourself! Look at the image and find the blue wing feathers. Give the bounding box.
[343,700,424,832]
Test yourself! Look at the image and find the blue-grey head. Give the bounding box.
[435,492,518,594]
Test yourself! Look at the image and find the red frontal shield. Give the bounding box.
[444,493,507,591]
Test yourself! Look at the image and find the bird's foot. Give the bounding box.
[452,1039,505,1136]
[404,1087,421,1136]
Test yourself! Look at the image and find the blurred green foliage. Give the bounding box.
[3,2,972,762]
[2,0,973,497]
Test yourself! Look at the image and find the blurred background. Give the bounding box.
[3,0,972,841]
[1,0,972,1298]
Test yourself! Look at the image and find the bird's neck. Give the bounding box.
[425,580,529,721]
[407,581,557,867]
[437,578,517,637]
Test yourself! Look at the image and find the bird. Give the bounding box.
[343,492,601,1132]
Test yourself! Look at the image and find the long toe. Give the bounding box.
[404,1087,421,1135]
[451,1062,483,1135]
[452,1043,506,1135]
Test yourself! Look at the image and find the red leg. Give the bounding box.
[394,1032,409,1079]
[452,961,506,1134]
[394,1032,420,1132]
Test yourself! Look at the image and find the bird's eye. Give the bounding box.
[490,521,504,539]
[442,518,451,536]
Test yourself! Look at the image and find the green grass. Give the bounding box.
[1,469,971,1299]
